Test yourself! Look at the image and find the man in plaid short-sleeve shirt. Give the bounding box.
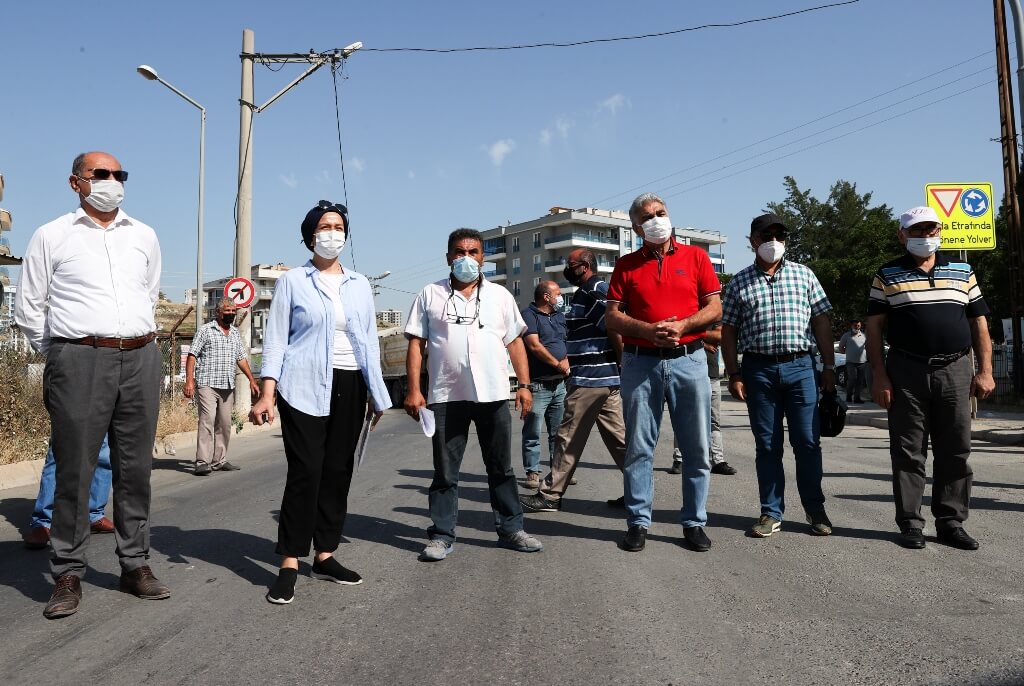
[184,298,260,475]
[721,213,836,539]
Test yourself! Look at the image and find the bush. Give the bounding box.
[0,348,199,465]
[0,348,49,465]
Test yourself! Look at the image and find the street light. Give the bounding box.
[137,64,206,332]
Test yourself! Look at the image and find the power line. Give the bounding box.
[590,48,998,208]
[359,1,859,53]
[636,66,994,202]
[656,80,994,204]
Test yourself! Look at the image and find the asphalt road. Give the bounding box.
[1,398,1022,686]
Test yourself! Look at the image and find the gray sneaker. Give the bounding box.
[497,530,544,553]
[419,539,455,562]
[750,515,782,538]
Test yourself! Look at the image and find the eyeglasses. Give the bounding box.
[902,224,941,238]
[444,288,483,328]
[756,229,787,242]
[78,168,129,183]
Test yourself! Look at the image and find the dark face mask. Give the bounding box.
[563,264,585,285]
[221,313,236,325]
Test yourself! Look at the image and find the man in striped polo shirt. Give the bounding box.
[866,206,994,551]
[519,248,627,513]
[721,213,836,539]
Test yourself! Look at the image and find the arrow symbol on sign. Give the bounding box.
[929,187,963,217]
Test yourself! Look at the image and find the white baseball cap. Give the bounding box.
[900,206,940,229]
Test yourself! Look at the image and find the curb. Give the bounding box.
[0,421,279,494]
[844,411,1024,447]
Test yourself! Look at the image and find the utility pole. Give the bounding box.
[995,0,1024,394]
[234,29,255,415]
[233,30,363,415]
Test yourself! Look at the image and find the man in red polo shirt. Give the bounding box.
[606,192,722,553]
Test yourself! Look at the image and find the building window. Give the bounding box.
[624,236,632,249]
[512,237,520,253]
[513,280,521,296]
[512,257,521,274]
[532,232,541,248]
[533,277,541,287]
[533,255,541,272]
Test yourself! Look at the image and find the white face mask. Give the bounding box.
[757,239,785,264]
[906,236,941,258]
[641,215,673,244]
[82,179,124,213]
[555,295,564,310]
[313,230,346,259]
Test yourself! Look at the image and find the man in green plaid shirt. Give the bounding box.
[721,213,837,539]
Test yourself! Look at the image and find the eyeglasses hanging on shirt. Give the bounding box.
[444,287,484,328]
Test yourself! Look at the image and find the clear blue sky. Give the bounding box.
[0,0,1010,314]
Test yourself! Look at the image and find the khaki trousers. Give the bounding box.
[540,385,626,501]
[196,386,234,467]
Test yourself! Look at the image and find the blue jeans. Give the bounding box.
[521,379,566,474]
[31,434,111,529]
[742,354,825,521]
[620,348,711,529]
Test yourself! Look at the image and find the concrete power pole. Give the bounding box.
[235,29,255,416]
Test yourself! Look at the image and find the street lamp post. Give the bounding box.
[136,64,206,332]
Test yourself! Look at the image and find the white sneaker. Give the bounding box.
[419,539,455,561]
[497,530,544,553]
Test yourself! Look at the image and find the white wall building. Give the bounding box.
[377,309,403,328]
[479,206,727,310]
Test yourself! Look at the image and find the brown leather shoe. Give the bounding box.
[90,517,115,534]
[119,565,171,600]
[23,526,50,549]
[43,575,82,619]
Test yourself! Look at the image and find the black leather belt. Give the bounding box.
[744,351,809,363]
[530,378,564,390]
[625,339,704,359]
[890,347,970,368]
[55,333,156,350]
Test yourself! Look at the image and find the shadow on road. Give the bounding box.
[151,525,278,587]
[151,456,195,473]
[834,492,1024,513]
[0,495,33,532]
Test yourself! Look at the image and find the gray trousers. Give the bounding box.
[196,386,234,467]
[44,340,161,579]
[886,352,973,532]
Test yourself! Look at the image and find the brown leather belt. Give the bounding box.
[57,333,156,350]
[625,338,705,359]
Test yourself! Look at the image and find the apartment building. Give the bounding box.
[479,206,727,309]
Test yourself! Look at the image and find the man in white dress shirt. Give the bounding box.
[15,151,170,619]
[404,228,544,561]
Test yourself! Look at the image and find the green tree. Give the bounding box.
[764,176,903,333]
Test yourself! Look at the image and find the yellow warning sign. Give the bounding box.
[924,182,995,251]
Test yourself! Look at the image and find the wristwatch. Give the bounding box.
[822,364,836,371]
[516,382,532,391]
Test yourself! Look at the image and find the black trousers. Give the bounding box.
[276,369,366,557]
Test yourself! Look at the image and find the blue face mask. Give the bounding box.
[451,256,480,283]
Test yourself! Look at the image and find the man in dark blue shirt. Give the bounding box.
[520,281,568,488]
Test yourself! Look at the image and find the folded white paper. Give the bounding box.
[419,407,436,437]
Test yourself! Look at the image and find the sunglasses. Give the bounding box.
[902,224,941,238]
[316,199,348,216]
[79,168,129,183]
[756,229,787,241]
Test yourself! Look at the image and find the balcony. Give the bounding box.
[485,268,507,282]
[544,232,619,250]
[545,258,615,273]
[484,247,506,261]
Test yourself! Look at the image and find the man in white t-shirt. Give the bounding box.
[404,229,544,561]
[838,319,868,404]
